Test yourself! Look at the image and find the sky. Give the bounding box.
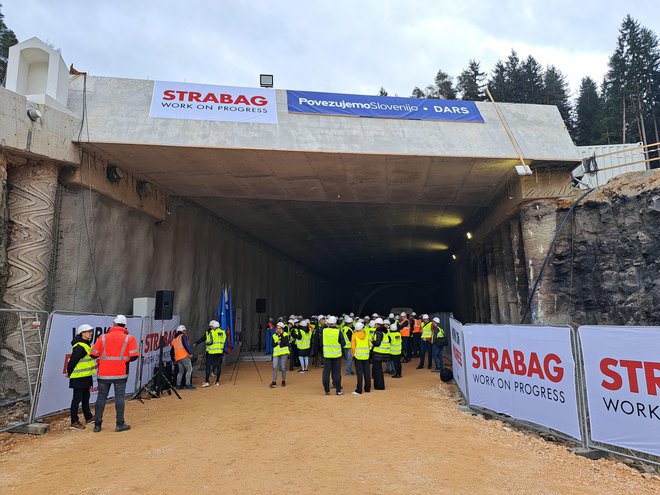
[3,0,659,99]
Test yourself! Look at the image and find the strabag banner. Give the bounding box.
[287,90,484,123]
[137,316,181,388]
[579,325,660,457]
[35,314,142,418]
[450,317,468,401]
[463,324,582,440]
[149,81,278,124]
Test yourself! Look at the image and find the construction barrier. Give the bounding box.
[135,316,180,390]
[579,325,660,460]
[449,317,468,402]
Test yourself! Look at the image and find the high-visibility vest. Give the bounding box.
[436,326,446,340]
[413,319,422,333]
[389,331,402,355]
[90,327,139,379]
[399,318,410,337]
[421,321,434,339]
[296,329,312,350]
[273,332,290,357]
[342,326,353,349]
[373,330,390,355]
[206,328,226,355]
[69,342,95,379]
[171,335,190,362]
[354,334,371,360]
[323,327,342,358]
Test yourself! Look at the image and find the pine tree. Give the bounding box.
[543,65,573,130]
[378,86,388,96]
[411,86,425,98]
[520,55,545,104]
[0,3,18,86]
[424,69,456,99]
[457,59,486,101]
[504,50,524,102]
[487,61,508,101]
[574,77,602,145]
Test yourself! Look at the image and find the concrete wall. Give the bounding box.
[51,183,342,346]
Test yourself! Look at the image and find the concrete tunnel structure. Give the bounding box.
[0,38,581,347]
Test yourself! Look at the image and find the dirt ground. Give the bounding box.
[0,359,658,495]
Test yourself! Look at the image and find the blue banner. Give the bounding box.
[286,90,484,123]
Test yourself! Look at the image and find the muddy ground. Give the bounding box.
[0,360,658,494]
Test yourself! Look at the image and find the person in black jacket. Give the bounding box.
[66,324,95,430]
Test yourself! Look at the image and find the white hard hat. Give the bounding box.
[293,319,299,323]
[289,314,296,319]
[318,314,325,320]
[277,322,285,328]
[390,324,398,331]
[395,315,400,320]
[113,315,127,325]
[411,312,417,316]
[354,322,364,330]
[422,314,429,319]
[349,313,355,317]
[209,320,220,328]
[369,321,376,327]
[345,317,353,323]
[176,324,187,332]
[76,324,93,335]
[357,318,364,323]
[375,317,384,325]
[288,319,294,324]
[400,312,407,317]
[388,313,394,319]
[327,316,338,324]
[384,319,391,325]
[372,313,379,318]
[433,317,440,324]
[364,316,370,320]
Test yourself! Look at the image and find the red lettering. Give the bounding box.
[234,95,250,105]
[544,353,563,383]
[220,94,233,104]
[202,93,219,103]
[471,346,481,368]
[600,358,622,391]
[644,362,660,395]
[500,349,514,374]
[620,360,643,393]
[175,91,187,101]
[163,90,175,101]
[63,353,71,374]
[487,348,499,371]
[188,91,202,102]
[527,352,545,379]
[251,96,267,106]
[513,350,526,375]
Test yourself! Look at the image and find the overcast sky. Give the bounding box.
[4,0,659,99]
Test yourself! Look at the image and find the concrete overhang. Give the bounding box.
[66,76,580,279]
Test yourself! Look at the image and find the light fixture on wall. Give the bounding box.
[27,108,42,122]
[260,74,274,88]
[106,165,123,183]
[466,232,473,240]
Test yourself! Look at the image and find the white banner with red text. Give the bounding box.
[149,81,278,124]
[449,317,468,401]
[463,324,582,441]
[579,325,660,457]
[34,314,143,419]
[138,316,181,387]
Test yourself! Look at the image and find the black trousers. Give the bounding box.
[205,353,222,382]
[70,387,92,424]
[412,333,422,356]
[354,359,371,393]
[372,359,385,390]
[402,336,411,360]
[391,355,402,377]
[322,357,342,393]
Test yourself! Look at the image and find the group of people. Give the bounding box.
[267,312,448,395]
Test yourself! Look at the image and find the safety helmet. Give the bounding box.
[411,312,417,316]
[369,321,376,327]
[422,314,429,320]
[268,317,274,322]
[372,313,379,318]
[384,319,391,325]
[390,324,398,331]
[209,320,220,328]
[176,324,187,332]
[113,315,127,325]
[354,322,364,330]
[277,322,285,328]
[76,324,94,335]
[327,316,338,324]
[364,316,370,320]
[374,317,384,325]
[288,319,294,324]
[349,312,355,317]
[433,317,440,323]
[388,313,394,319]
[293,319,299,323]
[318,314,325,320]
[400,312,407,317]
[395,315,400,321]
[345,317,353,323]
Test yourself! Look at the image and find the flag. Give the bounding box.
[217,286,231,352]
[228,286,235,347]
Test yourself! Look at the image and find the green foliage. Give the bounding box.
[0,3,18,85]
[574,77,603,145]
[457,60,485,101]
[411,69,456,99]
[378,86,388,96]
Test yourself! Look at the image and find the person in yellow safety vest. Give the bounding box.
[416,314,434,370]
[321,316,346,395]
[367,319,377,344]
[199,320,226,387]
[431,317,448,372]
[67,324,96,430]
[293,319,312,373]
[270,322,290,388]
[342,317,355,376]
[350,321,371,394]
[389,324,403,378]
[171,325,196,390]
[371,318,389,390]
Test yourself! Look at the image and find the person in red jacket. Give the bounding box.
[89,315,139,432]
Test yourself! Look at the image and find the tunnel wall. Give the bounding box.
[50,183,343,347]
[453,171,660,326]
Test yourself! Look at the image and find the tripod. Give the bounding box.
[133,323,182,402]
[228,338,264,385]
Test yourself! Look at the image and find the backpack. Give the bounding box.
[440,367,453,382]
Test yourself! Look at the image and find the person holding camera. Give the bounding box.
[270,322,290,388]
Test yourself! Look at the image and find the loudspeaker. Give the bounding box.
[155,290,174,320]
[255,298,267,313]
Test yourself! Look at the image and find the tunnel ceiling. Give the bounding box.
[83,143,523,280]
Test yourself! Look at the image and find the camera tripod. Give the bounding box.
[228,339,264,385]
[133,333,182,402]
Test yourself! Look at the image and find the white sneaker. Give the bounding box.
[214,382,220,387]
[201,382,210,388]
[352,391,360,395]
